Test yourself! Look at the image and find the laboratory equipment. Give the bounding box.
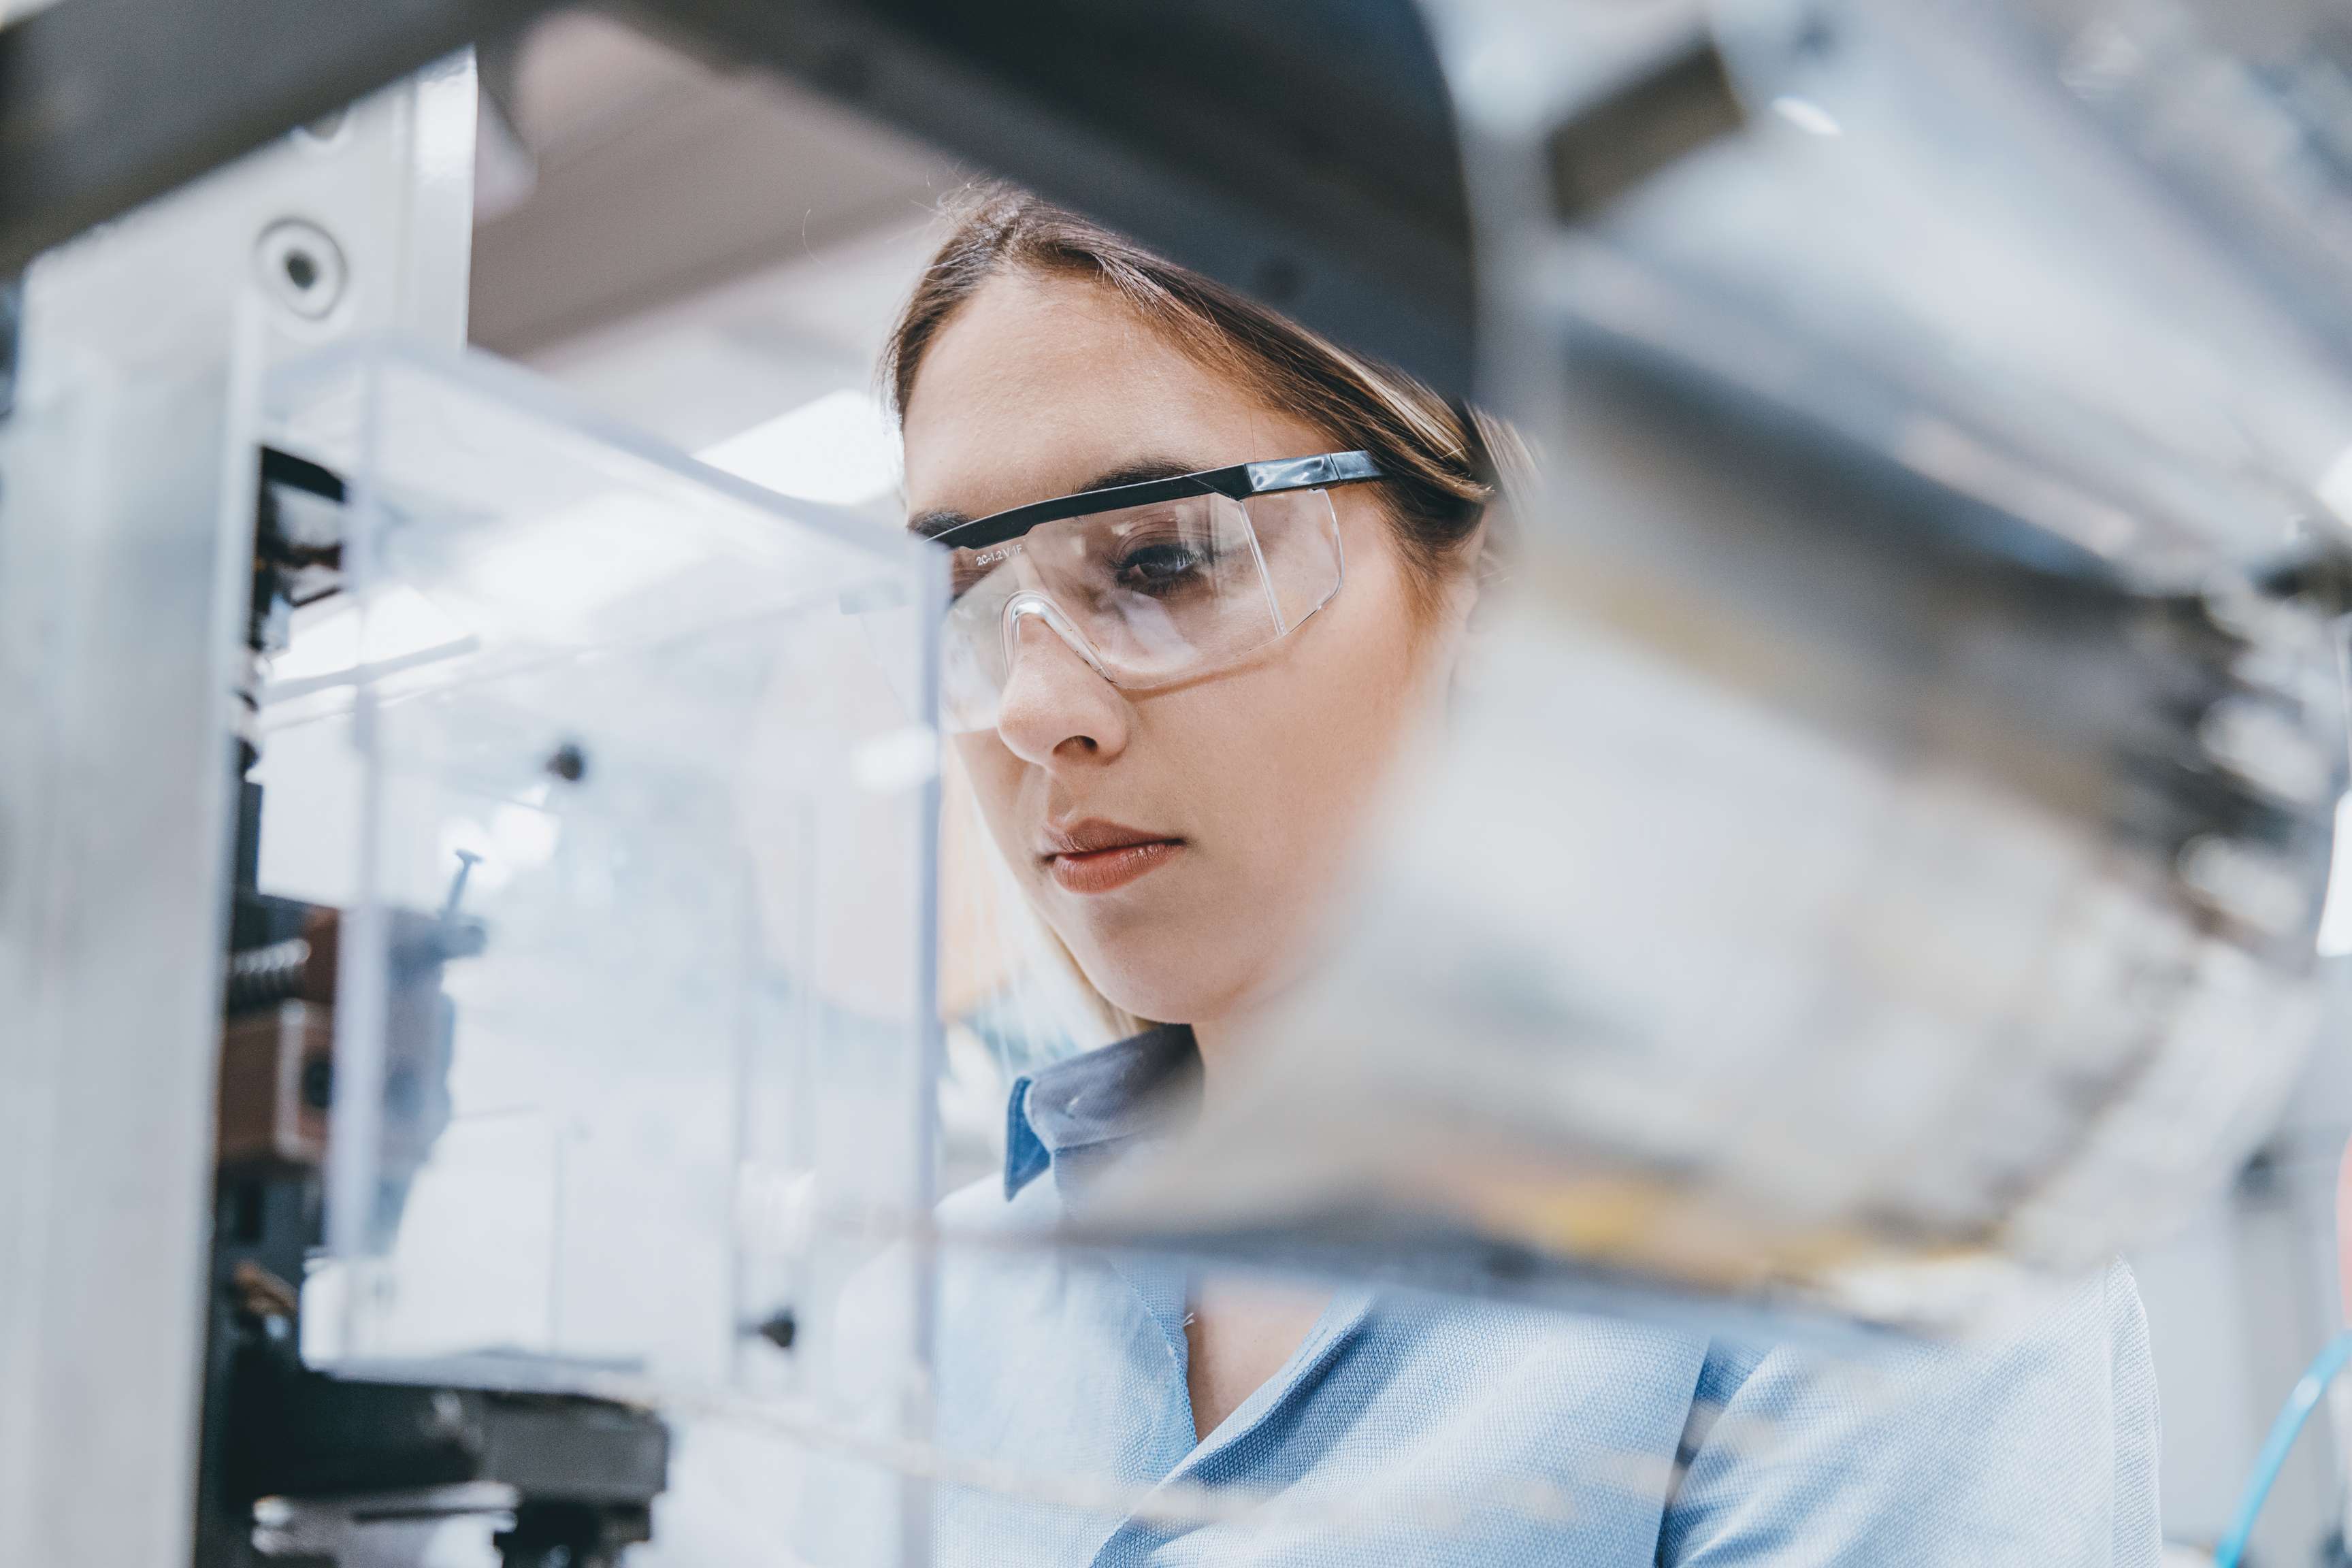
[210,336,943,1567]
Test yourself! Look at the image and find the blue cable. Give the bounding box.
[2215,1328,2352,1568]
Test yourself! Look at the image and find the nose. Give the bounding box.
[994,610,1132,767]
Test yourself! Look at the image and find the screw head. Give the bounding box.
[255,220,347,321]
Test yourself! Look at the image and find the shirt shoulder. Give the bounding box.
[932,1169,1087,1334]
[1664,1259,2161,1567]
[938,1166,1064,1245]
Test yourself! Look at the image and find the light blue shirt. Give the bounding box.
[918,1026,2162,1565]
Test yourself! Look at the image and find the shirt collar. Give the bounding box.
[1002,1023,1203,1200]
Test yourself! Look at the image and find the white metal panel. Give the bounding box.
[0,56,474,1568]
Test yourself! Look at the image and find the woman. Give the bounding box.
[890,188,2159,1565]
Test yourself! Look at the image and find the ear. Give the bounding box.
[1429,521,1492,673]
[1458,519,1496,615]
[1411,526,1486,723]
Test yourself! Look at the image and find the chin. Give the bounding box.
[1070,935,1252,1030]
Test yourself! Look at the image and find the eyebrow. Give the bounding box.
[907,455,1203,540]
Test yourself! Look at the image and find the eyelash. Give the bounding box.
[945,524,1222,605]
[1113,538,1216,593]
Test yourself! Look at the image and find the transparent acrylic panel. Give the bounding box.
[255,344,941,1562]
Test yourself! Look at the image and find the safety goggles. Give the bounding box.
[929,451,1382,733]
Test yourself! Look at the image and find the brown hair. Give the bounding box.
[882,185,1510,613]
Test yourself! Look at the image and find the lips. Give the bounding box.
[1041,818,1185,895]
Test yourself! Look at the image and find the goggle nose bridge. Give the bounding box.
[998,588,1117,687]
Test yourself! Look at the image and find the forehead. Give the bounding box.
[900,270,1325,521]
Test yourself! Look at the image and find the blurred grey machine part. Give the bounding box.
[1533,1,2352,585]
[2007,0,2352,376]
[1078,0,2352,1330]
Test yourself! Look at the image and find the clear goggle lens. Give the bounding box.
[942,487,1345,733]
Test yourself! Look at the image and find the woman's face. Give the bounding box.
[903,272,1458,1028]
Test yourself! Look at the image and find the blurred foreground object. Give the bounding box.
[1078,0,2352,1333]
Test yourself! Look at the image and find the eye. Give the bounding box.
[1113,537,1216,594]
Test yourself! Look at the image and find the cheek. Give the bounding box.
[1281,540,1423,768]
[1175,542,1426,867]
[953,733,1034,872]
